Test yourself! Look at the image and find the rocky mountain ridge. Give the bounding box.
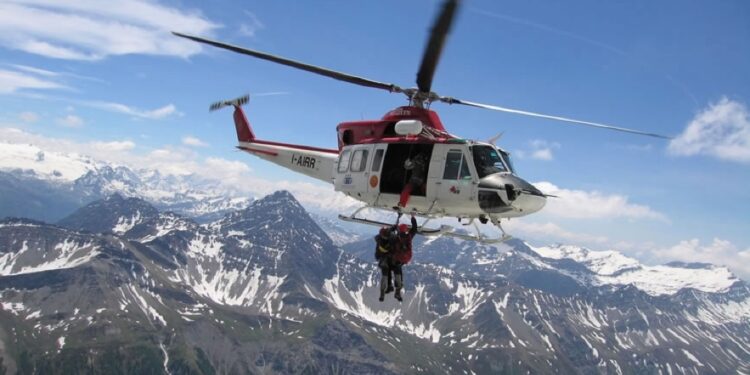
[1,192,748,373]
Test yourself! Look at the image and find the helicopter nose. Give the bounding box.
[478,173,546,216]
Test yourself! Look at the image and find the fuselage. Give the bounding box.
[232,104,545,221]
[332,140,546,220]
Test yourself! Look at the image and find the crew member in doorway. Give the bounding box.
[397,152,427,210]
[391,213,417,302]
[374,226,396,302]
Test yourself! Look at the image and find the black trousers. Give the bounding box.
[378,258,393,292]
[391,262,403,290]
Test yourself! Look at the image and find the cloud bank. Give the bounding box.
[534,181,668,222]
[0,0,219,60]
[669,97,750,163]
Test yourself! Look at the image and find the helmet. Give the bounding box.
[379,227,391,238]
[398,223,409,233]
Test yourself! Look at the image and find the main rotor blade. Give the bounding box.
[445,98,672,139]
[416,0,459,94]
[173,32,403,93]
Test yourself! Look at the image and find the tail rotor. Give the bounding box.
[209,94,250,112]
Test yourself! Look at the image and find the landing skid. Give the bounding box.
[338,207,512,244]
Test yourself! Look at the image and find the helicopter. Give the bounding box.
[174,0,669,243]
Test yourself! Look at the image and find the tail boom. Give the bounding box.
[223,96,338,184]
[237,141,338,184]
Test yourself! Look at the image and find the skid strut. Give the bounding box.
[338,206,512,243]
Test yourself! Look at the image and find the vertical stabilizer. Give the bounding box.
[210,95,254,142]
[233,106,255,142]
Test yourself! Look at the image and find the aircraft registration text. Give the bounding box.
[291,154,317,169]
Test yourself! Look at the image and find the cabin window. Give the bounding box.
[338,150,352,172]
[371,149,384,172]
[443,150,471,180]
[351,149,368,172]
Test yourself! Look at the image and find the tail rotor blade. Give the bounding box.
[444,97,672,139]
[210,94,250,112]
[416,0,460,94]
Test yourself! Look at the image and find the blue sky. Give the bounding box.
[1,0,748,276]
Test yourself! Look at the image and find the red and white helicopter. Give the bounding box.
[174,0,668,243]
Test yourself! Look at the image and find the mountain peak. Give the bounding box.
[246,189,306,217]
[260,189,298,204]
[213,190,334,254]
[57,194,159,234]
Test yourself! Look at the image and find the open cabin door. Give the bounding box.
[379,144,434,196]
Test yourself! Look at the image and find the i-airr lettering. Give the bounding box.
[291,154,316,169]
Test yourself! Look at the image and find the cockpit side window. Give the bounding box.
[443,150,472,180]
[459,156,471,179]
[471,145,508,178]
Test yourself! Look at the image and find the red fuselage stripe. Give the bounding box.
[237,145,278,156]
[250,139,339,154]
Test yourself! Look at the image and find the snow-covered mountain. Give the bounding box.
[2,191,749,374]
[0,142,250,222]
[530,243,740,296]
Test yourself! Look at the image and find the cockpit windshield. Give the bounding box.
[499,149,515,174]
[471,145,509,178]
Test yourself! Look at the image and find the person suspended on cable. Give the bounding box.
[391,213,417,302]
[374,225,397,302]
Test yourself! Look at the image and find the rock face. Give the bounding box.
[1,192,749,374]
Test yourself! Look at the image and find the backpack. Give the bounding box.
[374,235,391,261]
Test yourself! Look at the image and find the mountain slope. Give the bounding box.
[1,192,749,374]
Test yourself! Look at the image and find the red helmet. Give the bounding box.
[398,223,409,233]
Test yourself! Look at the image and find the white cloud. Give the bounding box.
[668,97,750,163]
[0,68,64,93]
[8,64,59,77]
[531,148,553,161]
[182,136,208,147]
[91,140,135,152]
[507,220,609,244]
[516,139,559,161]
[0,1,219,61]
[19,111,39,123]
[238,11,264,38]
[7,63,106,83]
[83,101,179,119]
[1,63,178,119]
[651,238,750,280]
[56,114,84,128]
[534,181,668,222]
